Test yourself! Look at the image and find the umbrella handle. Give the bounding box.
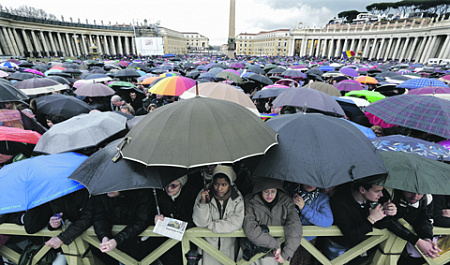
[153,188,161,216]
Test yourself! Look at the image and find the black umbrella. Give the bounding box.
[35,94,91,119]
[47,76,72,85]
[62,69,82,76]
[68,138,190,195]
[246,73,273,86]
[0,82,29,102]
[115,69,141,79]
[268,67,286,74]
[7,72,35,81]
[18,62,34,68]
[253,113,387,188]
[247,65,265,74]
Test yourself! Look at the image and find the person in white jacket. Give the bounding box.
[193,165,245,265]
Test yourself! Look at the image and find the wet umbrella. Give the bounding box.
[216,71,243,84]
[252,85,289,99]
[247,65,265,74]
[0,126,41,157]
[84,73,112,83]
[365,94,450,138]
[371,135,450,162]
[355,76,378,84]
[7,72,35,81]
[334,80,364,91]
[47,76,72,86]
[268,67,286,75]
[69,139,189,195]
[253,113,387,188]
[114,69,141,80]
[148,76,196,96]
[0,82,29,102]
[180,82,259,115]
[0,152,87,214]
[246,73,273,86]
[377,151,450,195]
[272,87,345,116]
[34,111,127,154]
[339,67,359,78]
[305,82,341,97]
[344,90,385,103]
[0,70,9,78]
[306,68,323,76]
[397,78,448,89]
[74,82,115,97]
[117,97,278,168]
[35,94,91,120]
[281,70,306,79]
[407,86,450,100]
[14,78,67,96]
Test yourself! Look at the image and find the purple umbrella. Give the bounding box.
[340,67,359,78]
[222,69,240,76]
[438,139,450,151]
[334,80,364,91]
[229,62,245,69]
[408,86,450,96]
[272,87,346,116]
[23,68,45,76]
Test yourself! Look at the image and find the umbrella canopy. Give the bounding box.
[252,85,289,99]
[334,80,364,91]
[14,78,67,95]
[117,97,278,168]
[75,82,115,97]
[84,73,112,83]
[281,70,306,79]
[179,82,259,115]
[344,90,386,103]
[339,67,359,77]
[148,76,196,96]
[407,86,450,100]
[216,71,243,84]
[355,76,378,84]
[34,111,127,154]
[114,69,141,79]
[305,82,341,97]
[377,151,450,195]
[7,72,35,81]
[0,82,29,102]
[69,139,189,195]
[372,135,450,161]
[272,87,346,116]
[253,113,387,188]
[0,152,87,214]
[365,94,450,138]
[397,78,448,89]
[0,126,41,144]
[35,94,91,119]
[246,73,274,86]
[338,96,371,108]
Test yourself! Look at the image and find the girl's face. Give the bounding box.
[165,180,182,197]
[262,188,277,203]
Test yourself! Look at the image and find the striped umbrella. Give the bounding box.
[148,76,196,96]
[365,94,450,138]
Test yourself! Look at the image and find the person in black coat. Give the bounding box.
[93,188,156,263]
[433,195,450,227]
[154,175,202,265]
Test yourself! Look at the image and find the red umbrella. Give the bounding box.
[0,126,41,144]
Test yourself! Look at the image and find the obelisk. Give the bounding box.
[227,0,236,58]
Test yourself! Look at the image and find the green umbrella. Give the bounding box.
[378,151,450,195]
[117,97,278,168]
[215,71,243,84]
[108,81,137,88]
[345,90,385,103]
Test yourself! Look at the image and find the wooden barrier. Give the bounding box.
[0,223,449,265]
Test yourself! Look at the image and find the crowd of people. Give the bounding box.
[0,54,449,265]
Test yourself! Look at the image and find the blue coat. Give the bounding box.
[299,193,333,241]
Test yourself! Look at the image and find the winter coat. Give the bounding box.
[433,195,450,227]
[192,165,245,265]
[93,189,155,246]
[299,192,333,241]
[243,177,302,264]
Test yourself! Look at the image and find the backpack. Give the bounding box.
[18,243,57,265]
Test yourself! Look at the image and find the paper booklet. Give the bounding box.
[153,217,188,241]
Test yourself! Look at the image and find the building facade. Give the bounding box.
[182,32,209,54]
[235,29,291,56]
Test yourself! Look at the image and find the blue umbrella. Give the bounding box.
[397,78,448,89]
[341,119,376,139]
[371,135,450,161]
[162,53,176,58]
[0,152,87,214]
[319,65,335,72]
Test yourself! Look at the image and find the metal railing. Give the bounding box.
[0,221,449,265]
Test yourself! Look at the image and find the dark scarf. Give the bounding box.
[298,188,321,205]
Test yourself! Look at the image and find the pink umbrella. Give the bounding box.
[438,139,450,151]
[365,112,397,128]
[0,70,9,78]
[229,62,245,69]
[408,86,450,95]
[23,69,45,76]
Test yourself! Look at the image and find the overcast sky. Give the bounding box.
[2,0,397,45]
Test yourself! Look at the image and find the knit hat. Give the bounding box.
[177,175,188,186]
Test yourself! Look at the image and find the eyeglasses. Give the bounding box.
[262,190,277,195]
[166,183,181,190]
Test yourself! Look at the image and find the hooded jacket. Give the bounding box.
[243,177,302,262]
[192,165,244,265]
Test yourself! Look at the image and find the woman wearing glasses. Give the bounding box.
[154,175,202,265]
[243,177,302,265]
[193,165,245,265]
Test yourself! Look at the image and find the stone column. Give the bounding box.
[2,27,15,55]
[314,39,321,57]
[6,28,20,56]
[30,30,43,55]
[103,35,110,55]
[96,35,103,54]
[80,34,88,55]
[131,37,136,55]
[335,38,343,57]
[416,36,429,63]
[64,33,74,57]
[368,38,378,59]
[0,28,10,55]
[308,39,314,56]
[48,32,57,55]
[391,38,402,60]
[341,38,348,57]
[56,33,66,55]
[406,37,419,61]
[110,36,117,55]
[383,38,394,60]
[322,39,328,58]
[73,35,81,56]
[437,35,450,59]
[227,0,236,58]
[376,38,386,59]
[20,29,34,54]
[422,35,437,62]
[328,39,334,58]
[117,35,124,55]
[124,36,130,55]
[39,31,50,56]
[442,35,450,59]
[11,28,26,55]
[398,37,411,61]
[362,39,371,58]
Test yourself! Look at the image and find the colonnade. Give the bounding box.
[0,13,136,57]
[291,16,450,63]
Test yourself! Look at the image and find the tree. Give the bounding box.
[338,10,360,22]
[6,5,58,20]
